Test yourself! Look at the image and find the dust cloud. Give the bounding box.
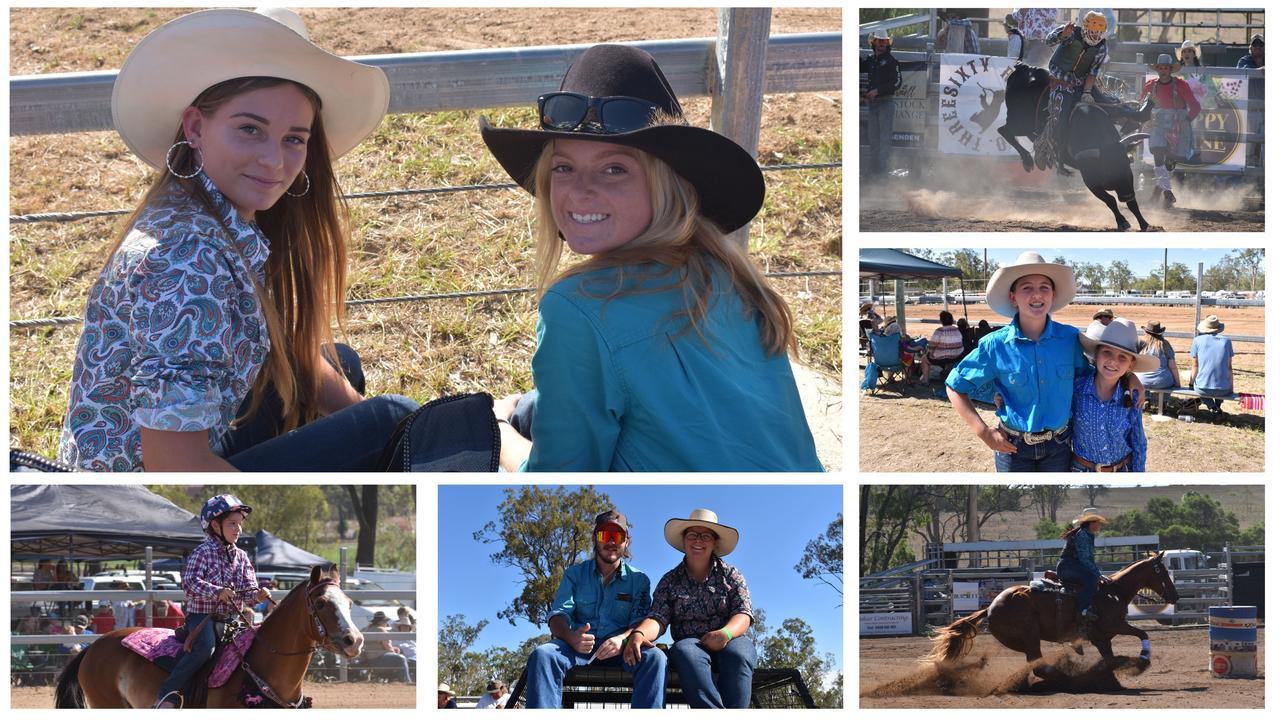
[861,648,1152,698]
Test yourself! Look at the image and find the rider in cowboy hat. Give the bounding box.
[1057,513,1108,630]
[1140,53,1200,207]
[1037,11,1112,173]
[155,495,269,708]
[1072,318,1157,472]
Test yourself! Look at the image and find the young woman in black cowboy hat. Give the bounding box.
[481,44,821,472]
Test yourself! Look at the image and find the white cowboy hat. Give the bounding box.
[437,683,455,696]
[112,8,390,170]
[868,30,893,46]
[1079,318,1160,373]
[1197,315,1225,334]
[985,251,1075,318]
[664,509,739,557]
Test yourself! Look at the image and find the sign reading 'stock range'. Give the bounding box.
[937,54,1020,155]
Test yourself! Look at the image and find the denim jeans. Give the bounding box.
[866,99,896,174]
[1055,561,1101,613]
[213,344,419,471]
[993,427,1072,472]
[524,637,666,708]
[365,652,413,682]
[156,612,215,702]
[668,635,757,709]
[1196,387,1233,412]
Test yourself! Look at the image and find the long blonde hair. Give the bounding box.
[529,140,796,356]
[105,77,348,433]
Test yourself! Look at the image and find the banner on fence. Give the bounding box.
[860,612,913,636]
[937,53,1019,156]
[953,581,981,611]
[892,61,930,148]
[1140,70,1253,169]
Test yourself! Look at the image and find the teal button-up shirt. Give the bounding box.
[946,314,1089,433]
[547,559,652,643]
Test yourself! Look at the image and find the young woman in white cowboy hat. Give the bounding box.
[946,251,1144,472]
[480,44,820,472]
[58,8,418,471]
[1072,317,1156,472]
[622,509,755,708]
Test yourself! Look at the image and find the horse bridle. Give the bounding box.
[258,577,346,657]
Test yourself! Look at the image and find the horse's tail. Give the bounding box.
[925,607,988,662]
[54,645,89,708]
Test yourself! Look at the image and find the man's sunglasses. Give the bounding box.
[538,92,667,134]
[596,529,628,545]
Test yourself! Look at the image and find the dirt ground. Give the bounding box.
[861,626,1264,708]
[858,302,1265,472]
[8,681,416,709]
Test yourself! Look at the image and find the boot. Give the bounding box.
[1150,182,1163,201]
[1163,190,1176,208]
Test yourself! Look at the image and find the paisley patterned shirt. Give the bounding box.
[647,555,753,641]
[59,174,271,471]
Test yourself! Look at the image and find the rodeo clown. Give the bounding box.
[1035,11,1112,173]
[1140,53,1201,208]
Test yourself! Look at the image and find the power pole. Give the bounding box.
[1162,248,1168,295]
[967,485,979,543]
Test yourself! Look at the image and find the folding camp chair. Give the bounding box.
[866,332,909,395]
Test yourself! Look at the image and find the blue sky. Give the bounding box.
[974,248,1263,276]
[439,484,844,669]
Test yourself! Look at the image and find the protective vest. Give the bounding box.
[1050,28,1105,80]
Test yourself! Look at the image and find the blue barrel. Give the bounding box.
[1208,605,1257,678]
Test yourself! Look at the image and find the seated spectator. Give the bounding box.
[393,618,417,663]
[475,680,510,709]
[396,606,415,628]
[974,318,994,343]
[1135,320,1180,390]
[92,602,116,634]
[148,600,185,630]
[1190,315,1234,415]
[16,606,44,634]
[1238,34,1263,68]
[859,302,882,351]
[359,611,412,682]
[919,310,966,385]
[956,317,977,354]
[1092,308,1115,326]
[33,560,56,590]
[438,683,458,709]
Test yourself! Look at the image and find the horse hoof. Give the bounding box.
[1022,158,1034,172]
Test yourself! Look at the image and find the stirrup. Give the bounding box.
[154,691,184,709]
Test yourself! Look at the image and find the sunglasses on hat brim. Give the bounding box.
[539,92,674,135]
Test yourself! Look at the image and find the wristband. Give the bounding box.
[720,627,733,641]
[496,418,511,426]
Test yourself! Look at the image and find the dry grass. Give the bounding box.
[8,8,843,457]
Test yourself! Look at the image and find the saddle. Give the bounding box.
[123,618,255,708]
[1031,570,1080,595]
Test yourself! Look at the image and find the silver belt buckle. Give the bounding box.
[1023,428,1053,444]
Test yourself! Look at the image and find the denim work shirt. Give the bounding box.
[547,559,652,643]
[59,174,270,471]
[947,314,1089,433]
[1072,528,1100,574]
[520,262,821,472]
[1071,374,1147,471]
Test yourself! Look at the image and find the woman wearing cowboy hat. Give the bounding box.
[1140,53,1200,207]
[481,44,820,472]
[1056,513,1108,630]
[58,8,419,472]
[1190,315,1234,416]
[1072,318,1154,472]
[1136,320,1181,391]
[623,510,755,708]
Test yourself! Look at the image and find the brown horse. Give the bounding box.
[927,551,1179,675]
[56,565,363,708]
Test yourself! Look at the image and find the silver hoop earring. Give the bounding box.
[285,170,311,198]
[165,140,203,179]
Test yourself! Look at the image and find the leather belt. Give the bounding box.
[1000,422,1069,445]
[1072,453,1132,472]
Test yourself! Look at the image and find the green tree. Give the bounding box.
[1081,484,1109,507]
[1107,492,1246,552]
[1029,485,1071,523]
[1238,522,1264,546]
[1228,248,1265,291]
[795,513,842,604]
[474,485,613,626]
[1034,518,1066,540]
[1106,260,1135,291]
[757,616,842,708]
[344,486,380,566]
[860,485,930,575]
[439,613,490,690]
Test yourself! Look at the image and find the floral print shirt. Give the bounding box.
[647,555,753,641]
[59,174,270,471]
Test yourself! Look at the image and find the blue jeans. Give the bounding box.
[156,613,215,702]
[866,99,896,174]
[993,427,1072,472]
[1196,387,1233,412]
[525,637,667,709]
[214,344,418,471]
[1055,561,1101,613]
[668,635,757,709]
[365,652,413,682]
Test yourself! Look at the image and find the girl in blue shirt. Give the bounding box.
[1072,318,1155,472]
[480,44,820,471]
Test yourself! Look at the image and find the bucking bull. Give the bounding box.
[998,31,1157,231]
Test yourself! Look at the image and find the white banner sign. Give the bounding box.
[953,581,981,611]
[1139,71,1253,170]
[860,612,913,636]
[938,53,1020,156]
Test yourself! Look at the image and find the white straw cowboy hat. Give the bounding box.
[985,251,1075,318]
[437,683,455,696]
[1079,318,1160,373]
[1197,315,1225,334]
[112,7,390,170]
[664,509,739,556]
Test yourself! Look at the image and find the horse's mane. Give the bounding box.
[260,565,339,629]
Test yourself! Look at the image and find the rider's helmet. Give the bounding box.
[1082,11,1108,46]
[200,494,253,533]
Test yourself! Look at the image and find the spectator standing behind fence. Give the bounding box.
[1135,321,1180,390]
[936,10,980,53]
[92,601,116,634]
[1237,36,1263,168]
[17,606,44,634]
[474,680,510,709]
[918,310,965,386]
[1007,8,1059,65]
[109,581,138,631]
[1190,315,1234,416]
[861,31,901,178]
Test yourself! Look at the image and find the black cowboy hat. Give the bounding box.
[479,44,765,234]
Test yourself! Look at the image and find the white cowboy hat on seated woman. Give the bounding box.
[112,7,389,169]
[985,251,1076,318]
[664,508,739,556]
